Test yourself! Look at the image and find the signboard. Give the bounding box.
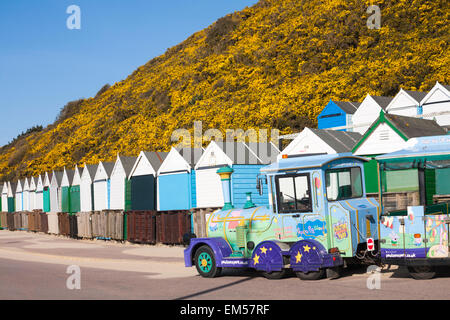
[367,238,375,251]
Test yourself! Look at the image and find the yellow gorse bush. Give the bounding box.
[0,0,449,181]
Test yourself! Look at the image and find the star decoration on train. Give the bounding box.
[260,246,268,254]
[295,251,302,263]
[253,254,260,265]
[303,244,311,252]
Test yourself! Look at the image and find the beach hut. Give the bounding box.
[15,179,23,212]
[420,82,450,127]
[109,155,136,211]
[385,89,427,117]
[93,161,115,211]
[194,141,276,209]
[231,142,280,208]
[128,151,168,211]
[28,177,36,211]
[35,175,44,211]
[317,99,360,131]
[61,168,75,213]
[80,164,98,212]
[50,171,63,213]
[352,112,446,194]
[157,147,203,211]
[1,182,8,212]
[278,128,361,160]
[22,178,30,211]
[69,165,82,214]
[7,182,16,213]
[351,94,393,134]
[43,172,51,212]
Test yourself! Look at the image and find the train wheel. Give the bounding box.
[407,266,436,280]
[296,269,325,280]
[326,266,342,279]
[261,270,288,280]
[194,245,222,278]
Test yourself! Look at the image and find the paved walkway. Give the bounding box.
[1,230,450,300]
[0,230,196,279]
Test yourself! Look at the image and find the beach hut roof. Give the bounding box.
[370,95,393,110]
[82,164,99,180]
[176,147,204,167]
[117,156,138,176]
[332,101,361,114]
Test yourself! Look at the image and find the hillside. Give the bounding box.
[1,0,449,181]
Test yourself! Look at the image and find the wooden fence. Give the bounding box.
[0,208,210,246]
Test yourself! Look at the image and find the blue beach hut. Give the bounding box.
[157,147,204,211]
[317,99,360,131]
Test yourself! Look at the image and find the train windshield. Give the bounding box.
[326,167,363,201]
[276,173,312,213]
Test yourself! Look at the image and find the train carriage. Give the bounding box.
[377,135,450,279]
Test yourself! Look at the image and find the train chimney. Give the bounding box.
[217,166,234,210]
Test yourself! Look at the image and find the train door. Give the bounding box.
[275,172,314,241]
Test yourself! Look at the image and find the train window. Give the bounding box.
[276,174,311,213]
[326,167,363,201]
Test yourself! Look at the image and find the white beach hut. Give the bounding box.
[93,161,115,211]
[279,128,361,160]
[80,164,98,212]
[15,179,23,212]
[22,178,30,211]
[28,177,36,211]
[50,171,64,213]
[1,182,8,212]
[35,175,44,211]
[385,89,427,117]
[351,94,393,134]
[109,155,136,211]
[420,82,450,127]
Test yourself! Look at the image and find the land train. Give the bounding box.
[184,153,381,280]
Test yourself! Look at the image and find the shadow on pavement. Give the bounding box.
[173,276,255,300]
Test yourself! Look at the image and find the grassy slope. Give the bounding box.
[0,0,448,180]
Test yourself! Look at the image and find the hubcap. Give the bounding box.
[198,252,212,273]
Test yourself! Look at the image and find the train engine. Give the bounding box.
[184,153,380,280]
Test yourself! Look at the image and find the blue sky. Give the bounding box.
[0,0,258,146]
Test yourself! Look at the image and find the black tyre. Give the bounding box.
[407,266,436,280]
[296,269,325,280]
[261,269,288,280]
[194,245,222,278]
[326,266,342,280]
